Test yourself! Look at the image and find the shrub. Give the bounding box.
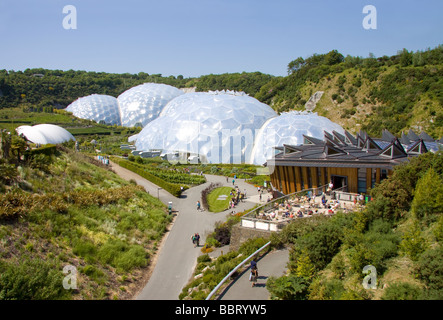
[381,282,421,300]
[411,167,443,223]
[213,223,231,246]
[267,274,309,300]
[0,258,70,300]
[415,245,443,294]
[399,219,428,261]
[308,278,346,300]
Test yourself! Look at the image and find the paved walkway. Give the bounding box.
[217,248,289,300]
[110,161,264,300]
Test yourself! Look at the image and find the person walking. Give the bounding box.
[191,234,196,247]
[196,200,201,211]
[249,259,258,287]
[195,233,200,247]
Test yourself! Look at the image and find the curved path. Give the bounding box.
[217,248,289,300]
[110,161,263,300]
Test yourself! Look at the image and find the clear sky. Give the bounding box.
[0,0,441,77]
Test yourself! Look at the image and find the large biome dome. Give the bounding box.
[250,111,345,165]
[66,94,121,126]
[117,83,184,127]
[135,91,278,164]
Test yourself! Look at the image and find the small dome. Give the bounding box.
[16,124,76,145]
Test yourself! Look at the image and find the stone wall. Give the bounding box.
[229,224,273,252]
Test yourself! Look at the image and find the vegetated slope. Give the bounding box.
[266,151,443,300]
[0,144,171,300]
[1,46,441,138]
[255,46,443,138]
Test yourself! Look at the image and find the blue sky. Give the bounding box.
[0,0,442,77]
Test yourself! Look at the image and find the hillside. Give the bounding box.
[0,45,442,138]
[0,144,171,300]
[255,46,443,138]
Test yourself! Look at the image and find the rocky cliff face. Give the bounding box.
[304,91,324,111]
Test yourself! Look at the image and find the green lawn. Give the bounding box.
[207,187,235,212]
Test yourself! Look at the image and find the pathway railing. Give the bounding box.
[205,241,271,300]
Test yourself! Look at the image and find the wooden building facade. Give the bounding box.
[268,129,439,195]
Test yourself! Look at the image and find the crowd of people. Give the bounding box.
[255,191,361,222]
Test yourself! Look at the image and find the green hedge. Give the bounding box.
[113,158,185,197]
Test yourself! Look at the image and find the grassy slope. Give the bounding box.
[0,149,170,300]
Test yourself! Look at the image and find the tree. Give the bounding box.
[293,248,315,280]
[399,48,413,67]
[399,219,428,261]
[411,167,443,222]
[324,50,344,66]
[287,57,305,75]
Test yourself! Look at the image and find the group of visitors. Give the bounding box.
[228,186,246,210]
[191,233,200,247]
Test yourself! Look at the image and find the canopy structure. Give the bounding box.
[16,124,76,145]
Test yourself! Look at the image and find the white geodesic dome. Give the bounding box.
[16,124,76,145]
[250,111,345,165]
[135,91,278,164]
[66,94,121,126]
[117,83,184,127]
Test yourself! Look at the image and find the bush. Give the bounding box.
[308,278,346,300]
[213,223,231,246]
[267,274,309,300]
[0,258,70,300]
[381,282,421,300]
[411,167,443,223]
[399,219,428,261]
[415,245,443,295]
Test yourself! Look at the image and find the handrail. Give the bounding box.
[205,241,271,300]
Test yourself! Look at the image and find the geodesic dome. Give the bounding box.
[250,111,345,165]
[16,124,76,145]
[117,83,184,127]
[135,91,278,164]
[66,94,121,126]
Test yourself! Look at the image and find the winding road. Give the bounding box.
[110,161,289,300]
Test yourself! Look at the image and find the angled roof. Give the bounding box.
[269,128,441,169]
